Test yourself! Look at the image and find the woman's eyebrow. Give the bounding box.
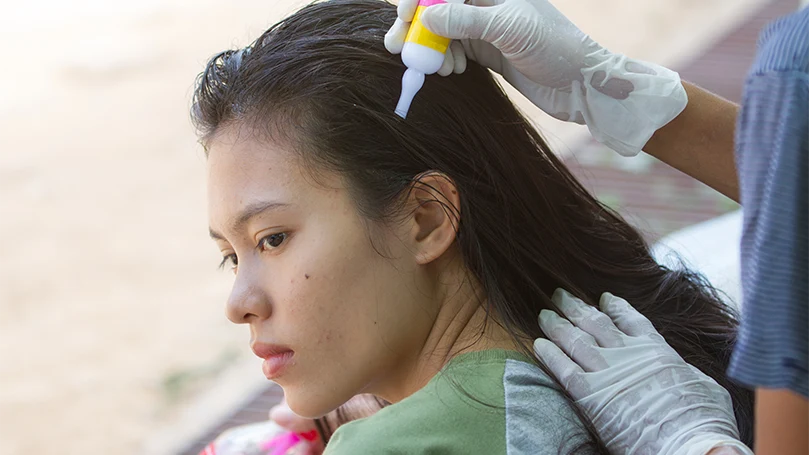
[209,200,290,240]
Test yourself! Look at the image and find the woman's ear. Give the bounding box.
[405,172,461,265]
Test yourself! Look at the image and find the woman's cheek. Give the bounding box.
[287,275,341,342]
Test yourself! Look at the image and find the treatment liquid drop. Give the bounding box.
[395,0,463,118]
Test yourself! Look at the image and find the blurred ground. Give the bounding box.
[0,0,771,454]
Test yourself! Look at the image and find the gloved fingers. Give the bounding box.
[538,309,608,372]
[437,46,456,76]
[496,62,564,109]
[397,0,419,23]
[386,6,468,76]
[384,17,409,54]
[539,309,597,349]
[599,292,658,338]
[685,364,733,409]
[668,434,750,455]
[707,441,754,455]
[552,289,626,348]
[460,38,505,72]
[533,338,589,398]
[449,40,467,73]
[420,2,504,41]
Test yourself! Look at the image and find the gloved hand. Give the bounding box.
[533,289,753,455]
[385,0,688,157]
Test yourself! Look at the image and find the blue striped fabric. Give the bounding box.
[729,6,809,398]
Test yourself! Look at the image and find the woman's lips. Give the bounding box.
[261,351,294,379]
[251,343,294,380]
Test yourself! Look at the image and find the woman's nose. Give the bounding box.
[225,270,271,324]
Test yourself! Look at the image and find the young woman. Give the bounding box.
[193,1,753,452]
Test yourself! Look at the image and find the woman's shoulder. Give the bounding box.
[499,353,593,453]
[324,350,591,454]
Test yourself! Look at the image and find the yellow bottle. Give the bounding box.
[395,0,464,118]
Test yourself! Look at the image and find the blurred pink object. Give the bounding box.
[199,421,311,455]
[261,431,300,455]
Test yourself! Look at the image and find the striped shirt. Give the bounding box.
[729,6,809,398]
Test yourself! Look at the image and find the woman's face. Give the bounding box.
[206,127,439,418]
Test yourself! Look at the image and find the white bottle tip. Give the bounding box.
[395,69,426,119]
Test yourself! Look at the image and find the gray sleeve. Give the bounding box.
[503,359,594,455]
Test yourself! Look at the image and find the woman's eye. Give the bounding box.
[218,253,238,273]
[258,232,288,251]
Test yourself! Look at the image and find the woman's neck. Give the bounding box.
[372,270,523,404]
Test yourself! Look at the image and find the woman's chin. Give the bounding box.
[283,388,347,420]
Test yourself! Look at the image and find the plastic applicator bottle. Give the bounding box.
[394,0,464,118]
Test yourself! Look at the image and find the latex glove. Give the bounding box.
[385,0,688,157]
[533,289,753,455]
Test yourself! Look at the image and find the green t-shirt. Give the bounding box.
[325,349,591,454]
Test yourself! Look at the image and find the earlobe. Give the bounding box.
[408,172,461,265]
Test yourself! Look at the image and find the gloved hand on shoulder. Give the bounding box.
[533,289,753,455]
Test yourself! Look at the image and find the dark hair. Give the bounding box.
[192,0,754,450]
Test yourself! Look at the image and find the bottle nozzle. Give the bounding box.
[395,68,426,119]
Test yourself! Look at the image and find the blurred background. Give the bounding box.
[0,0,797,454]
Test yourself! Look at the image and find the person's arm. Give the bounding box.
[643,0,809,202]
[755,388,809,455]
[644,82,740,202]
